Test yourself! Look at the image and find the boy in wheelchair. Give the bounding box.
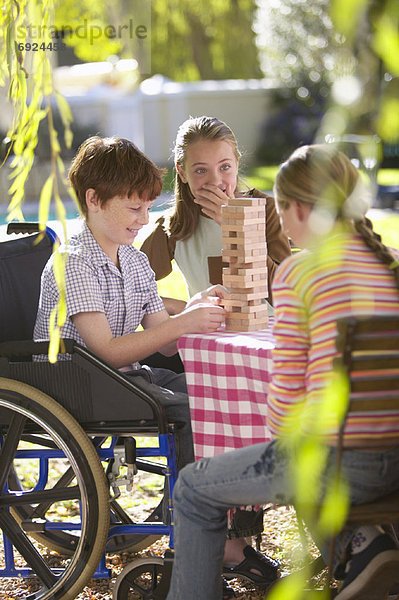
[34,135,227,474]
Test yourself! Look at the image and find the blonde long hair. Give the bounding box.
[274,144,399,287]
[167,116,241,241]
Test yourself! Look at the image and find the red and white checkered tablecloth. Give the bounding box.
[177,326,274,460]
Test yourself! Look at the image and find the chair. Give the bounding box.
[278,315,399,598]
[0,223,177,599]
[325,315,399,590]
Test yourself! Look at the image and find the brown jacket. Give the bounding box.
[140,189,291,304]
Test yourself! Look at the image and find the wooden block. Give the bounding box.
[236,264,267,275]
[223,264,266,277]
[238,304,268,314]
[226,308,268,321]
[223,240,267,250]
[222,230,265,241]
[222,217,265,227]
[222,247,267,260]
[222,233,265,244]
[228,288,268,300]
[223,273,267,286]
[222,299,248,309]
[225,316,269,332]
[222,206,265,217]
[226,197,266,207]
[223,269,267,281]
[223,210,265,220]
[223,297,265,308]
[223,223,265,234]
[225,318,247,332]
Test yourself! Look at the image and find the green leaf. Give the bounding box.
[377,97,399,143]
[38,175,54,225]
[330,0,369,38]
[55,91,73,125]
[318,477,350,537]
[48,310,60,363]
[373,14,399,75]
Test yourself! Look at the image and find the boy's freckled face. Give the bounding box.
[89,193,155,256]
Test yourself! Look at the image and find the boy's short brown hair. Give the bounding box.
[69,136,163,217]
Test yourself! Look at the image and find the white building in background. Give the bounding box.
[54,66,277,166]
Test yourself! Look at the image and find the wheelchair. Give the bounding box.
[0,223,177,599]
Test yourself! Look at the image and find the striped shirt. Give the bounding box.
[34,222,165,369]
[268,231,399,442]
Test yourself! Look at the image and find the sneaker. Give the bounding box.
[336,533,399,600]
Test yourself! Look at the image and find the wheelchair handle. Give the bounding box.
[7,222,45,235]
[7,222,58,244]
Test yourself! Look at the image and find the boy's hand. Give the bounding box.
[176,302,226,334]
[187,284,229,308]
[193,184,233,225]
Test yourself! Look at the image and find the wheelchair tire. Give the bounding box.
[112,557,165,600]
[0,378,110,600]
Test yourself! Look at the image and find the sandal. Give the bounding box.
[223,576,236,599]
[223,545,280,587]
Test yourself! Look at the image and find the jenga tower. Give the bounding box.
[221,198,268,332]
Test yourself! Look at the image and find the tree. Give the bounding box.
[256,0,340,97]
[255,0,399,163]
[52,0,263,81]
[150,0,262,80]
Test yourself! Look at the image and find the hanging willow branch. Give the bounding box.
[0,0,78,360]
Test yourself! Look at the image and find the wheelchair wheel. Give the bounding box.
[0,378,110,599]
[112,557,165,600]
[8,445,164,556]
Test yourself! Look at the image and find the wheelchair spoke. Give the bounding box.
[110,498,134,524]
[0,507,57,588]
[29,467,76,519]
[0,484,81,507]
[114,560,165,600]
[0,411,26,492]
[21,434,58,449]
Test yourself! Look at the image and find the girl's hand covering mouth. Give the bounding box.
[194,185,233,225]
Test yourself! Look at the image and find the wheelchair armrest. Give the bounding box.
[0,338,75,357]
[71,344,169,434]
[0,338,169,434]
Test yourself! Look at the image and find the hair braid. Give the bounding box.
[354,218,399,289]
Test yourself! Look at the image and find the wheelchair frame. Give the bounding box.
[0,223,178,599]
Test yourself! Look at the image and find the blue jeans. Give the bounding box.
[166,440,399,600]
